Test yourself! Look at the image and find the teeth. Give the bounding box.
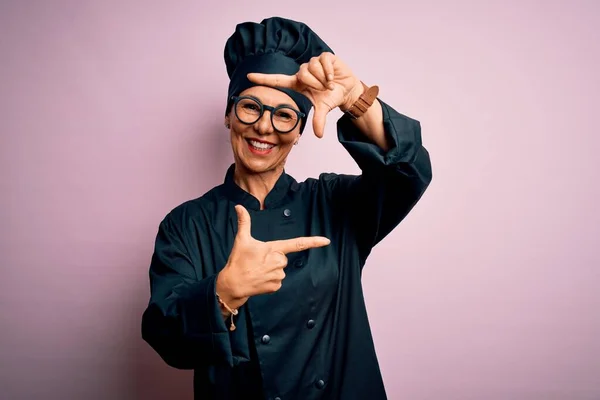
[249,140,274,150]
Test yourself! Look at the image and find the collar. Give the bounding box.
[222,163,298,210]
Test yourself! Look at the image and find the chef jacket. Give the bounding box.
[141,98,433,400]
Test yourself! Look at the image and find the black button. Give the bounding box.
[294,258,304,267]
[283,208,291,217]
[274,397,281,400]
[306,319,316,329]
[315,379,325,389]
[261,335,271,344]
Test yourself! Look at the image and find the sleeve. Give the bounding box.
[326,98,433,264]
[141,213,233,369]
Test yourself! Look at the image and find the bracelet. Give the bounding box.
[216,293,239,331]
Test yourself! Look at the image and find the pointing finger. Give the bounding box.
[270,236,331,254]
[247,73,298,89]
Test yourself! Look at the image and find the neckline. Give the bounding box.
[222,164,297,210]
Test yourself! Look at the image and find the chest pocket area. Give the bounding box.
[281,248,338,300]
[305,247,339,299]
[286,251,308,269]
[259,207,339,303]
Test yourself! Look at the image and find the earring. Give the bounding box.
[226,124,230,129]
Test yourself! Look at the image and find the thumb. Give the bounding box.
[234,204,251,239]
[312,105,328,138]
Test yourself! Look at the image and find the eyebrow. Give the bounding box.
[248,95,296,109]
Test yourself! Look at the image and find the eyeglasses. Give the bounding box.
[230,96,305,134]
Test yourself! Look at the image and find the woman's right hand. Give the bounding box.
[215,205,330,310]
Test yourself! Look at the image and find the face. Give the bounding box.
[226,85,302,176]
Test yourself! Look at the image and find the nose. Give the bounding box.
[254,110,273,135]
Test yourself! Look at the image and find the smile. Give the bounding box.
[246,139,275,153]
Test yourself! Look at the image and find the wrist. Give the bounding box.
[216,266,247,309]
[340,80,365,112]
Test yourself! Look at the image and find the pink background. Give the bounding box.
[1,1,599,399]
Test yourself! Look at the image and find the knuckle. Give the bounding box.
[296,239,306,251]
[297,68,309,80]
[267,281,282,293]
[268,251,288,268]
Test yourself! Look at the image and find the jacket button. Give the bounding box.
[274,397,282,400]
[294,258,304,267]
[283,208,291,217]
[315,379,325,389]
[306,319,316,329]
[261,335,271,344]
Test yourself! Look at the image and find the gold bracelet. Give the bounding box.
[216,293,239,331]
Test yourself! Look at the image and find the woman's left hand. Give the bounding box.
[247,52,363,138]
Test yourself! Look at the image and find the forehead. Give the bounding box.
[239,85,298,108]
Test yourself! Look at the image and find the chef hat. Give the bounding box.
[223,16,334,133]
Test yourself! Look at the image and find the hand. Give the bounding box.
[216,205,330,307]
[247,52,363,138]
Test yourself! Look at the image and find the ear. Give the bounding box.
[224,116,230,129]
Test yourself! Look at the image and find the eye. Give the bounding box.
[242,103,260,112]
[274,110,294,121]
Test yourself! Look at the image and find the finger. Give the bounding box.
[234,204,251,239]
[320,52,336,83]
[307,57,330,89]
[312,105,328,139]
[247,73,298,89]
[267,281,283,293]
[270,236,331,254]
[265,251,288,269]
[268,268,286,282]
[297,64,327,91]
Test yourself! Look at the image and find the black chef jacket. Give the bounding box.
[141,98,433,400]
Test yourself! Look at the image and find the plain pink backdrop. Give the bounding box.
[1,1,599,399]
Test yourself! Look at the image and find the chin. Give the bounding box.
[240,158,279,175]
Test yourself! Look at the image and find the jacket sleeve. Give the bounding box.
[141,213,233,369]
[325,98,433,264]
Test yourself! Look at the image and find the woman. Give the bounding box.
[141,16,432,400]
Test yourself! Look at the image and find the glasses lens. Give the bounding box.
[234,97,300,133]
[272,107,299,133]
[235,98,262,124]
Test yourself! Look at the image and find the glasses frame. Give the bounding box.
[230,95,305,134]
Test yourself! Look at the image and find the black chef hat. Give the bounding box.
[223,16,334,134]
